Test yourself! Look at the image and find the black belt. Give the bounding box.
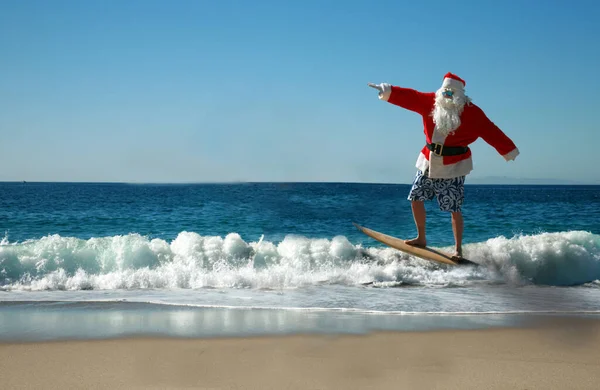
[427,143,469,156]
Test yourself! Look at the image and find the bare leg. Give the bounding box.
[451,211,463,259]
[405,201,426,247]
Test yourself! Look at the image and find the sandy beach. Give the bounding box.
[1,317,599,390]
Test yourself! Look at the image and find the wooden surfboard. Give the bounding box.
[353,222,476,266]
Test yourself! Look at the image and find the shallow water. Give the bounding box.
[1,182,599,339]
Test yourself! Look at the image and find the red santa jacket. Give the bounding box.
[383,85,519,178]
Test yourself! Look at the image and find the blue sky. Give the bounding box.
[1,0,599,184]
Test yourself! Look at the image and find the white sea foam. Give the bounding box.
[1,230,599,291]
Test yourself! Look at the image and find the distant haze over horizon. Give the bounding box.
[3,177,598,186]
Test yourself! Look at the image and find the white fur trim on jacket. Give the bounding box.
[503,148,520,161]
[416,153,474,179]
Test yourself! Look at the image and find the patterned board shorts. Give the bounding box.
[407,169,465,212]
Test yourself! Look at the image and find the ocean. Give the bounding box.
[1,182,600,341]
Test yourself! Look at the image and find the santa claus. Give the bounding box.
[368,73,519,261]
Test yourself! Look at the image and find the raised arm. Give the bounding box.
[368,83,432,116]
[477,107,520,161]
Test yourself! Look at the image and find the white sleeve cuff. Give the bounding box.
[378,83,392,101]
[503,148,520,161]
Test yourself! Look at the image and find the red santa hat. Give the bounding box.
[441,72,466,91]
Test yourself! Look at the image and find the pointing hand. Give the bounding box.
[368,83,384,93]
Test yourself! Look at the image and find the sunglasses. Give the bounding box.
[442,90,454,97]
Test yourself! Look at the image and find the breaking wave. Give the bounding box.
[1,230,599,291]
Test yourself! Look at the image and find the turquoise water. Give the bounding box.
[1,182,600,340]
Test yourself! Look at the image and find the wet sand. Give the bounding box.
[1,317,599,390]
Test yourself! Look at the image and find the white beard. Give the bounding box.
[431,89,470,136]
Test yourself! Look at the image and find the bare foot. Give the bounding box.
[451,248,463,261]
[405,238,426,247]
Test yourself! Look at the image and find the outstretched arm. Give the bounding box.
[477,108,519,161]
[368,83,432,116]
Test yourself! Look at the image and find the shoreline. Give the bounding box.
[2,318,600,390]
[3,299,600,342]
